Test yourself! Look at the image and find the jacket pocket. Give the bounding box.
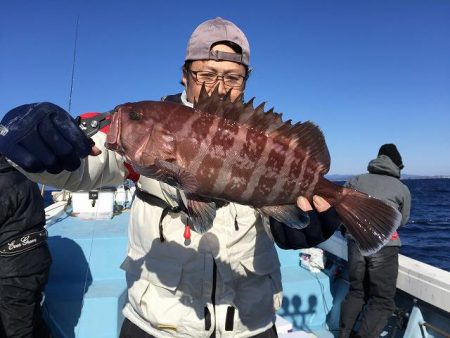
[237,250,283,318]
[144,256,186,329]
[240,249,280,276]
[122,255,184,329]
[143,256,182,291]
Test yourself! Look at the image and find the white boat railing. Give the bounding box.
[397,255,450,313]
[45,200,69,227]
[318,233,450,314]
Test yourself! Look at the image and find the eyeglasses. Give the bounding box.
[188,70,246,88]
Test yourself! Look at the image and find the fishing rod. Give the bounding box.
[68,15,79,114]
[41,16,80,198]
[66,15,113,138]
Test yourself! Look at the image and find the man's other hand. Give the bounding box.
[0,103,92,174]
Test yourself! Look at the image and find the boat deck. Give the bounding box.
[43,211,129,338]
[42,209,337,337]
[276,248,336,337]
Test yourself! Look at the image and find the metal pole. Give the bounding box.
[421,322,450,338]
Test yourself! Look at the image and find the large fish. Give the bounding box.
[105,88,401,255]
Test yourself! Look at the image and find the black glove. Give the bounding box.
[270,207,342,250]
[0,103,91,174]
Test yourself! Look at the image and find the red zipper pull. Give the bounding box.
[183,224,191,240]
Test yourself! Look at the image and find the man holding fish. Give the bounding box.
[0,17,399,338]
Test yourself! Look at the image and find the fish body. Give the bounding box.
[106,89,401,255]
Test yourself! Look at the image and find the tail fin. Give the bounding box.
[336,188,402,255]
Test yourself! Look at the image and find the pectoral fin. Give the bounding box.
[153,159,198,192]
[185,195,217,233]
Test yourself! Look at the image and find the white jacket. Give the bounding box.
[24,131,284,337]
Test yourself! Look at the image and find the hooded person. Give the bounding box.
[378,143,404,170]
[339,144,411,338]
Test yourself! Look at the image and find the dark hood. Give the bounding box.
[367,154,401,178]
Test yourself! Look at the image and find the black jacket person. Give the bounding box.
[0,155,52,338]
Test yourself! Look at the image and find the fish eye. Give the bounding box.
[129,111,142,121]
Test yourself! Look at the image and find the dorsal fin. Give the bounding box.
[194,85,330,169]
[194,86,285,131]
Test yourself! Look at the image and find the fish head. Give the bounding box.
[105,101,175,167]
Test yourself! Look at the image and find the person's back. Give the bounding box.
[346,151,411,237]
[0,155,52,337]
[339,144,411,338]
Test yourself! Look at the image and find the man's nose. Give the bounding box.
[215,76,228,96]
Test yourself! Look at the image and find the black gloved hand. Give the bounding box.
[270,207,342,250]
[0,102,91,174]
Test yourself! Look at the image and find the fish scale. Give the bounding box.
[183,113,218,178]
[212,124,247,195]
[105,87,402,255]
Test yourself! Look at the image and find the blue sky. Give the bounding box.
[1,0,449,176]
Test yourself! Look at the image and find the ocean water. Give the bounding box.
[398,178,450,272]
[43,178,450,271]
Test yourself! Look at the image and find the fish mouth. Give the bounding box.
[105,108,122,151]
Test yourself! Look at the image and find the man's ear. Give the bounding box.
[181,67,188,87]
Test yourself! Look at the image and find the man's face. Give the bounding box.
[182,44,247,103]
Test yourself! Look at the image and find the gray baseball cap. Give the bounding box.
[185,17,250,66]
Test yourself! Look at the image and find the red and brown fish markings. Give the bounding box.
[106,87,401,255]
